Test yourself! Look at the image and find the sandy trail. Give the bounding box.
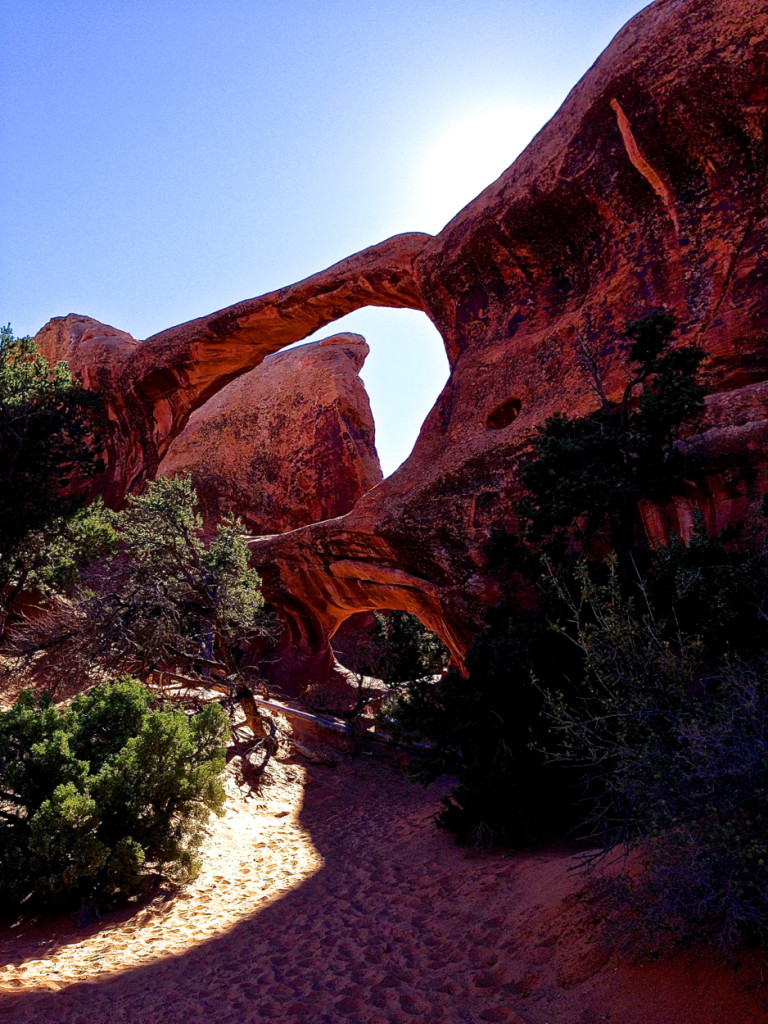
[0,752,766,1024]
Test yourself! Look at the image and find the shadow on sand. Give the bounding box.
[0,756,766,1024]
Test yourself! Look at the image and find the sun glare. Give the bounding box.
[411,103,555,234]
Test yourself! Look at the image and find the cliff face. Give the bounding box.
[158,334,382,535]
[36,0,768,683]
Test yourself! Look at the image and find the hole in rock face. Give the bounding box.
[304,610,450,721]
[298,308,450,478]
[332,610,450,684]
[486,397,521,429]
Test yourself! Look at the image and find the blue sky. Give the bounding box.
[2,0,649,476]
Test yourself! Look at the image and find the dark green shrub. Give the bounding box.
[0,325,107,629]
[347,610,449,684]
[0,677,228,908]
[387,604,580,847]
[646,515,768,661]
[544,558,768,950]
[107,473,266,677]
[520,311,706,561]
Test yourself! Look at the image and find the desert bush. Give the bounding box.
[8,474,269,686]
[0,677,228,907]
[372,610,450,682]
[544,557,768,950]
[386,603,580,846]
[0,325,106,628]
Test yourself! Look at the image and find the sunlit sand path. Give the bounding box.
[1,755,766,1024]
[0,759,319,995]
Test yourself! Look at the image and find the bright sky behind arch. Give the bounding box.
[1,0,649,478]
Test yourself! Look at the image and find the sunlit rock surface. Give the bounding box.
[158,334,382,535]
[35,233,426,505]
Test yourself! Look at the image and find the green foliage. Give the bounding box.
[0,326,98,544]
[0,678,228,906]
[348,610,449,685]
[12,474,267,682]
[108,474,265,675]
[376,611,450,682]
[387,603,579,847]
[406,520,768,949]
[646,515,768,660]
[544,559,768,950]
[520,312,706,555]
[16,499,117,597]
[0,325,106,625]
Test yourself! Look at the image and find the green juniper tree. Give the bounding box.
[8,474,267,687]
[0,325,108,630]
[0,677,229,907]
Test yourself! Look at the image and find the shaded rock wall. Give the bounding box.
[249,0,768,684]
[36,0,768,685]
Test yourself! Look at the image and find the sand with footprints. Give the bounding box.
[1,749,767,1024]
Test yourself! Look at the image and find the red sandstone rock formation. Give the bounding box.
[34,233,426,505]
[36,0,768,684]
[157,334,382,535]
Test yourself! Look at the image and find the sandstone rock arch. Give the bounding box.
[248,520,471,688]
[36,0,768,685]
[35,232,430,504]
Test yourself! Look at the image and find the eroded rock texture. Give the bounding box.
[37,0,768,684]
[158,334,382,535]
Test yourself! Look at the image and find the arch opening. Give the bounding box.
[293,608,452,723]
[331,609,450,684]
[298,307,449,478]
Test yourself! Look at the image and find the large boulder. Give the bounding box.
[36,0,768,684]
[158,333,382,535]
